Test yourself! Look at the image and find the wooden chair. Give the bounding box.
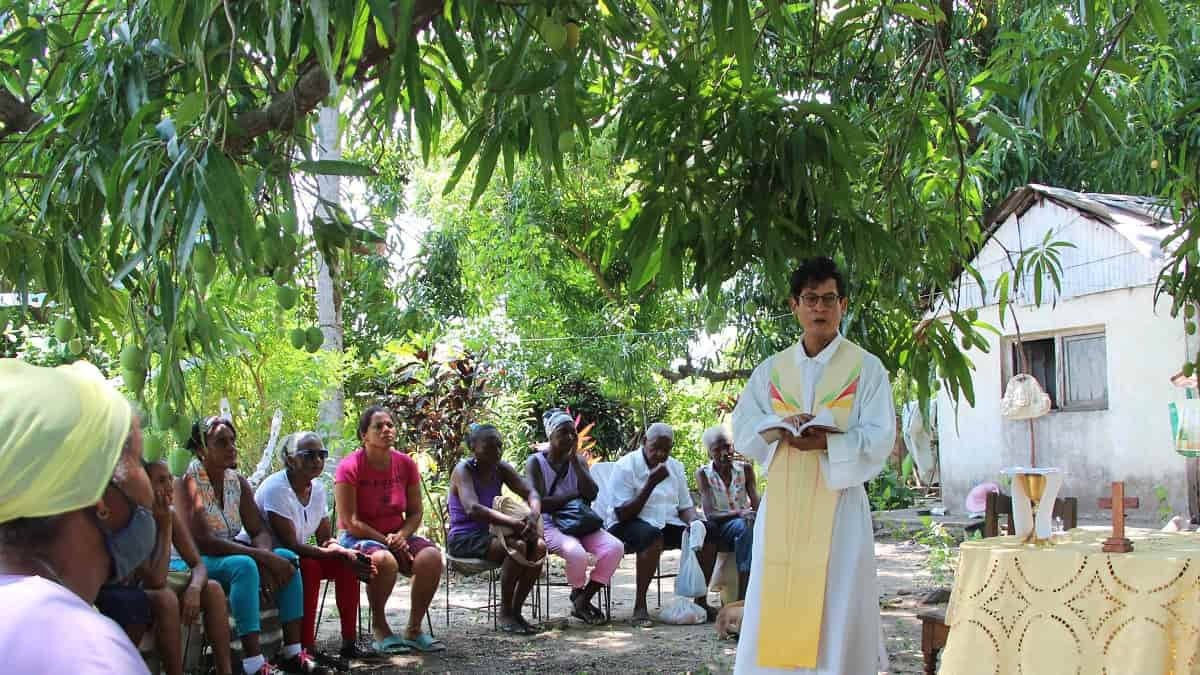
[918,493,1078,674]
[983,492,1078,537]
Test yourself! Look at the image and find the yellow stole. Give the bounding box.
[757,338,865,669]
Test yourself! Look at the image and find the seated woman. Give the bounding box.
[526,409,622,625]
[333,405,445,655]
[97,459,234,675]
[0,361,154,674]
[448,424,546,634]
[694,425,758,602]
[176,416,329,675]
[255,432,376,669]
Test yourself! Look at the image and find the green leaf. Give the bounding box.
[893,3,943,23]
[830,5,873,32]
[711,0,729,55]
[199,146,249,259]
[980,111,1019,144]
[731,0,754,88]
[1102,58,1139,79]
[444,122,487,195]
[366,0,395,42]
[295,159,377,176]
[996,271,1011,328]
[175,92,204,128]
[434,16,472,87]
[469,133,503,206]
[309,0,334,79]
[512,61,568,96]
[1143,0,1170,42]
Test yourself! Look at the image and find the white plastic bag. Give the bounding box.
[1000,374,1051,420]
[675,530,707,598]
[655,596,708,625]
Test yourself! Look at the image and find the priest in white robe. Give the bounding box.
[732,256,895,675]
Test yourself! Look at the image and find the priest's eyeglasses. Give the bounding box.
[798,293,841,308]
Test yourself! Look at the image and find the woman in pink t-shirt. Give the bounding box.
[334,406,444,655]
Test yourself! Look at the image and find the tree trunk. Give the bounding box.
[316,104,346,469]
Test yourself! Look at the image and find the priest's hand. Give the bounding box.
[787,429,830,451]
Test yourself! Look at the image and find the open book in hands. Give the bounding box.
[754,408,842,438]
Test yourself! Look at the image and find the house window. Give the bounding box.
[1005,329,1108,412]
[1012,338,1058,408]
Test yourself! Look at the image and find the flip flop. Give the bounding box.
[399,632,447,653]
[516,616,540,635]
[370,635,411,655]
[499,620,525,635]
[631,614,654,628]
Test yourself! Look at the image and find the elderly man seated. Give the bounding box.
[605,422,719,627]
[694,425,758,602]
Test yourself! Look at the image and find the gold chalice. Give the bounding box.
[1014,473,1048,544]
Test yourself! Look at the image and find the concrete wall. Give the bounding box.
[935,204,1193,525]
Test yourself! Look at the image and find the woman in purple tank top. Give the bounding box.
[447,424,545,634]
[525,409,624,625]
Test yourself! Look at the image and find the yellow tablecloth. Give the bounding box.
[939,527,1200,675]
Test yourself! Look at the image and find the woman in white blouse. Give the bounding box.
[256,432,376,669]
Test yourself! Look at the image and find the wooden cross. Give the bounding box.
[1098,481,1140,553]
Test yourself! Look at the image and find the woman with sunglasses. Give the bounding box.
[254,432,378,669]
[177,416,329,675]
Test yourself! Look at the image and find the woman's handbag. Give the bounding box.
[546,456,604,536]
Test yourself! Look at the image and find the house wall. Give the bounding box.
[935,203,1192,525]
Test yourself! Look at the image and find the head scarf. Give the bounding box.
[543,409,575,438]
[0,359,132,524]
[702,425,732,452]
[645,422,674,445]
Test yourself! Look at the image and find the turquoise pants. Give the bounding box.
[201,548,303,637]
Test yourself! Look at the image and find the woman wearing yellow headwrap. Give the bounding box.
[0,359,156,674]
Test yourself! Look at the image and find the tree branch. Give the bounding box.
[659,363,753,383]
[223,0,448,154]
[1076,9,1135,114]
[545,230,621,305]
[0,90,42,140]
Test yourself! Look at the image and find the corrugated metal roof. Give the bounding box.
[984,184,1178,260]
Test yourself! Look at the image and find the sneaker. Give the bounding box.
[272,649,332,675]
[338,641,381,661]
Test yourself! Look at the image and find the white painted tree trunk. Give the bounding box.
[316,104,346,471]
[248,409,285,488]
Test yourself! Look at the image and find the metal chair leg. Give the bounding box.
[490,567,498,630]
[655,561,662,608]
[315,579,330,644]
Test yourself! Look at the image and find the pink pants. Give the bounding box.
[543,523,624,588]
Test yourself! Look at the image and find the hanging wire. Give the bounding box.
[514,312,794,344]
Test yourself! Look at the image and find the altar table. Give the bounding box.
[938,527,1200,674]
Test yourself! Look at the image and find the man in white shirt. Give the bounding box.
[605,422,718,627]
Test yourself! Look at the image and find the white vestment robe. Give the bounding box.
[732,334,895,675]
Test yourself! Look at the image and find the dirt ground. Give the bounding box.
[310,535,943,674]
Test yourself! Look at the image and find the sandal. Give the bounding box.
[499,620,525,635]
[399,632,447,652]
[516,616,540,635]
[630,612,654,628]
[370,635,411,655]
